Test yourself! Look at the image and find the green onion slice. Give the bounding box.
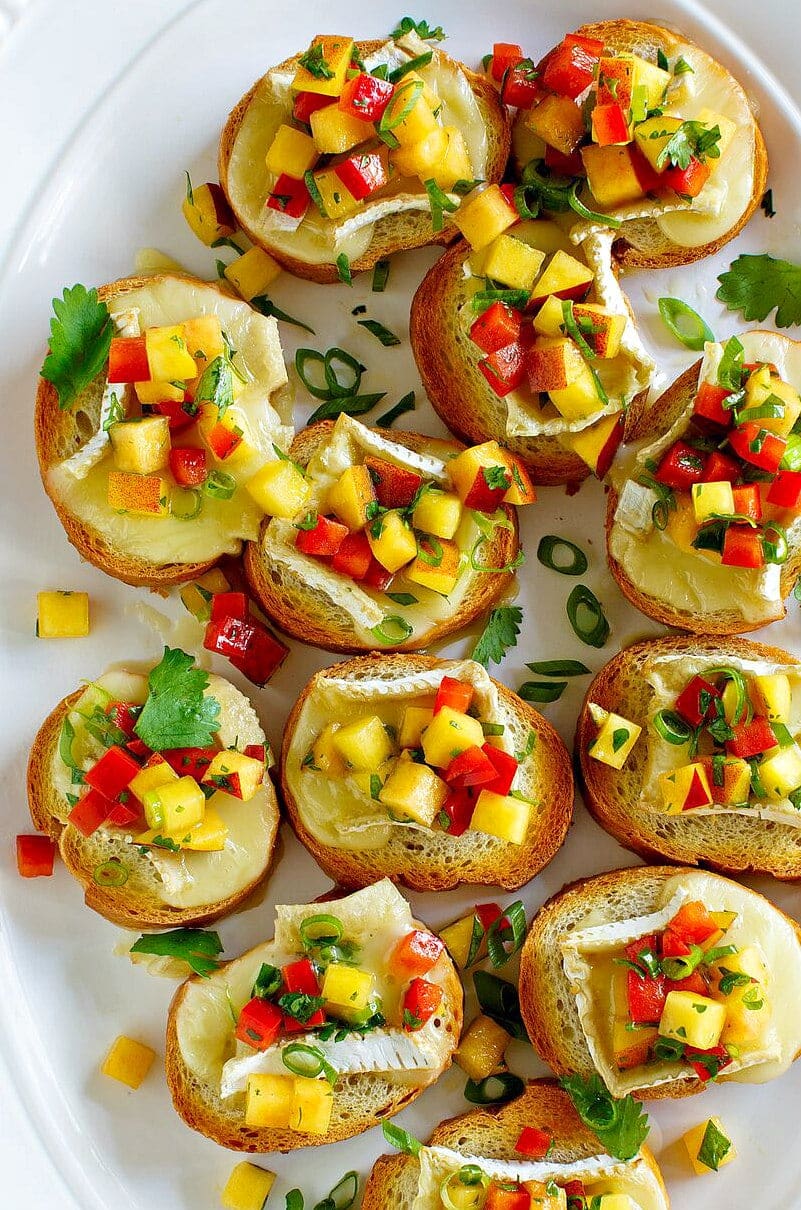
[425,177,459,233]
[300,914,343,947]
[93,859,129,888]
[417,535,444,566]
[486,900,527,967]
[303,169,328,217]
[389,51,433,82]
[661,945,704,981]
[652,709,694,745]
[657,298,715,351]
[281,1042,337,1084]
[762,521,789,565]
[371,615,414,645]
[513,183,540,220]
[378,78,424,146]
[440,1169,489,1209]
[473,970,527,1039]
[561,298,596,362]
[170,487,203,520]
[566,584,610,648]
[326,1171,359,1209]
[481,721,505,737]
[464,913,485,969]
[250,294,315,334]
[307,392,386,425]
[568,182,622,229]
[526,659,590,677]
[376,391,416,428]
[705,666,749,723]
[518,680,568,703]
[471,287,531,314]
[324,348,363,397]
[464,1072,525,1105]
[203,471,236,501]
[59,716,77,768]
[537,534,588,575]
[357,318,401,347]
[372,259,391,292]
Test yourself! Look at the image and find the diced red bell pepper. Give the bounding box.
[281,1006,327,1033]
[444,745,499,788]
[402,977,442,1030]
[362,559,394,591]
[335,150,388,201]
[515,1126,552,1159]
[627,144,662,194]
[204,615,288,686]
[721,524,765,569]
[744,361,779,375]
[731,484,762,521]
[674,675,720,728]
[626,969,667,1024]
[331,530,373,580]
[501,58,543,109]
[768,470,801,509]
[282,958,320,995]
[162,746,219,779]
[475,902,504,931]
[203,614,252,658]
[470,303,524,356]
[296,513,349,558]
[390,929,445,978]
[364,457,423,509]
[154,399,195,433]
[267,173,311,221]
[667,970,708,997]
[541,36,601,99]
[67,788,114,837]
[624,934,657,962]
[211,592,249,623]
[693,382,733,431]
[106,798,142,828]
[544,143,585,175]
[485,1185,530,1210]
[478,341,526,397]
[591,102,630,146]
[661,156,711,199]
[244,743,266,764]
[236,997,283,1051]
[491,42,524,82]
[169,446,208,487]
[293,90,334,124]
[702,450,740,483]
[665,901,720,947]
[686,1043,733,1082]
[16,834,57,878]
[564,1181,587,1210]
[565,32,605,55]
[126,738,152,760]
[205,421,243,461]
[728,422,786,473]
[105,702,139,737]
[654,440,707,490]
[84,745,141,800]
[434,676,474,715]
[661,928,691,958]
[464,463,513,510]
[499,183,519,213]
[727,715,775,759]
[108,335,150,383]
[441,787,477,836]
[481,743,519,795]
[338,72,395,122]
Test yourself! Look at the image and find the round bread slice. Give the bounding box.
[219,40,510,283]
[27,673,280,929]
[244,421,520,654]
[519,864,801,1100]
[280,654,574,891]
[577,636,801,880]
[362,1078,668,1210]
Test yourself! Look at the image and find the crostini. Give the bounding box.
[165,879,462,1150]
[280,655,573,891]
[218,29,509,283]
[519,865,801,1099]
[607,331,801,633]
[244,414,532,653]
[36,273,292,588]
[509,20,767,270]
[578,636,801,880]
[362,1079,668,1210]
[27,649,279,927]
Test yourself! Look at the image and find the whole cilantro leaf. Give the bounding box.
[391,16,446,41]
[129,928,223,977]
[134,647,221,751]
[716,254,801,329]
[471,605,523,669]
[41,284,113,411]
[560,1073,650,1161]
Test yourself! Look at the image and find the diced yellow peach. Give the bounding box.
[587,707,642,769]
[143,775,205,834]
[179,568,231,620]
[224,247,282,301]
[134,379,184,405]
[658,991,726,1050]
[483,235,545,292]
[527,337,585,393]
[383,79,438,147]
[692,481,735,524]
[751,673,792,723]
[37,591,90,639]
[571,303,626,359]
[291,35,354,97]
[379,759,448,825]
[181,181,236,246]
[245,1073,294,1128]
[368,510,418,572]
[246,459,311,517]
[456,1015,510,1080]
[405,537,461,595]
[101,1036,156,1089]
[202,750,264,801]
[431,126,473,191]
[658,762,713,814]
[109,416,171,476]
[412,489,463,539]
[222,1162,277,1210]
[289,1077,334,1134]
[561,412,624,478]
[422,707,484,768]
[503,455,537,505]
[390,126,449,180]
[526,93,585,155]
[183,315,225,374]
[310,723,348,776]
[533,294,567,338]
[332,715,394,770]
[177,805,228,852]
[145,324,197,381]
[321,963,374,1013]
[529,251,594,308]
[311,167,362,219]
[581,144,648,208]
[398,705,435,749]
[327,464,375,530]
[107,471,169,517]
[469,790,530,844]
[310,104,373,154]
[439,914,479,969]
[683,1117,736,1175]
[128,755,179,803]
[742,367,801,437]
[265,124,318,177]
[447,440,510,503]
[549,362,605,420]
[453,184,518,250]
[632,116,683,173]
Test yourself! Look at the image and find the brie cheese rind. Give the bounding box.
[561,871,801,1096]
[642,651,801,826]
[609,331,801,625]
[259,414,487,644]
[284,659,509,851]
[412,1146,666,1210]
[176,880,454,1094]
[226,36,488,267]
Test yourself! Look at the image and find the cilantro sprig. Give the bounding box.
[134,647,221,751]
[560,1073,650,1161]
[391,16,446,41]
[717,253,801,329]
[653,119,721,170]
[41,284,114,411]
[471,605,522,669]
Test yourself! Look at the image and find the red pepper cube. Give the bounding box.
[84,745,142,800]
[331,530,373,581]
[444,745,499,788]
[665,901,720,946]
[591,102,630,146]
[702,450,740,484]
[169,446,208,487]
[626,969,667,1025]
[661,928,691,958]
[491,42,524,82]
[721,524,765,569]
[267,173,311,221]
[544,143,586,175]
[362,559,394,592]
[674,675,720,728]
[163,746,220,779]
[470,302,523,356]
[481,743,519,795]
[106,702,139,738]
[293,90,334,124]
[500,58,543,109]
[499,183,519,213]
[541,36,601,98]
[667,970,709,997]
[155,399,195,433]
[106,799,142,828]
[338,72,395,122]
[211,592,249,624]
[441,787,477,836]
[229,620,289,687]
[126,738,152,760]
[661,156,711,199]
[364,457,424,509]
[731,484,762,521]
[686,1043,733,1082]
[68,788,114,837]
[16,834,57,878]
[485,1189,531,1210]
[463,462,513,511]
[693,382,733,432]
[515,1126,552,1159]
[768,470,801,509]
[204,614,253,659]
[390,929,445,978]
[654,440,707,490]
[296,513,349,558]
[244,743,267,764]
[478,342,526,398]
[565,32,605,55]
[402,977,442,1030]
[434,676,474,715]
[727,715,776,758]
[475,902,504,931]
[236,997,283,1051]
[282,958,320,996]
[728,422,787,473]
[108,335,150,383]
[334,149,388,201]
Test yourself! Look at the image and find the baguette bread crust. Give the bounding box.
[164,913,463,1151]
[577,636,801,880]
[219,41,510,283]
[280,654,574,891]
[27,688,280,928]
[244,421,520,653]
[361,1078,667,1210]
[518,864,801,1099]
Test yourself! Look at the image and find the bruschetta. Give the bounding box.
[218,29,510,282]
[36,273,292,589]
[243,415,532,653]
[26,649,279,927]
[280,654,573,891]
[607,331,801,633]
[165,879,462,1150]
[577,636,801,880]
[362,1079,668,1210]
[519,865,801,1099]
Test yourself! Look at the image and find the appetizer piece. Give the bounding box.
[26,649,279,927]
[219,29,509,281]
[166,879,462,1149]
[362,1080,669,1210]
[281,655,573,890]
[607,331,801,633]
[36,275,292,588]
[244,415,530,653]
[520,865,801,1098]
[578,636,801,880]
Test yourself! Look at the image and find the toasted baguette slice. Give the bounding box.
[362,1079,668,1210]
[35,273,290,589]
[165,880,462,1151]
[244,420,520,653]
[519,865,801,1099]
[280,654,574,891]
[577,636,801,880]
[219,39,509,283]
[27,668,279,928]
[513,20,767,270]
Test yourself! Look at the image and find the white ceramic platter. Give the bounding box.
[2,1,801,1207]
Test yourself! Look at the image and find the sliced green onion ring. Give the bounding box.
[657,297,715,351]
[372,259,391,292]
[652,709,694,745]
[661,945,704,982]
[417,535,444,566]
[371,615,414,645]
[469,536,524,574]
[93,859,129,888]
[300,914,343,947]
[518,680,568,703]
[295,348,333,399]
[203,470,236,501]
[378,78,424,146]
[281,1042,337,1084]
[513,183,540,220]
[705,666,749,724]
[324,348,363,397]
[486,900,527,967]
[464,1072,525,1105]
[170,487,203,520]
[652,498,671,530]
[327,1171,359,1209]
[568,182,622,229]
[526,659,590,677]
[566,584,610,648]
[537,534,588,575]
[762,521,789,565]
[440,1168,489,1209]
[389,51,433,82]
